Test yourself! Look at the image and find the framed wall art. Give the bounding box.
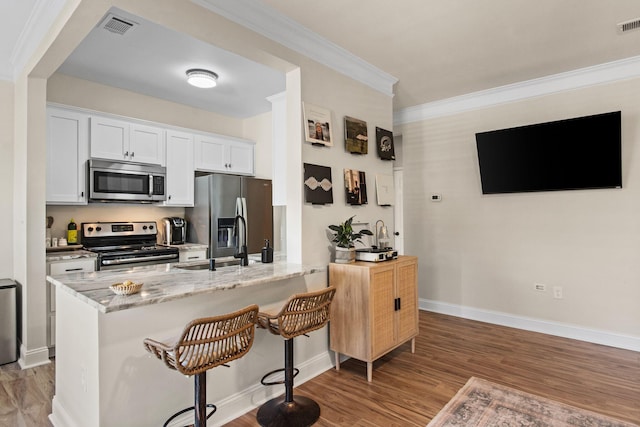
[375,174,394,206]
[375,127,395,160]
[345,116,368,154]
[303,103,333,146]
[303,163,333,204]
[344,168,368,205]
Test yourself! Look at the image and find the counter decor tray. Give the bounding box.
[109,281,143,296]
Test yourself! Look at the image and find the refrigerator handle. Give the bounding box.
[235,197,246,247]
[241,197,247,247]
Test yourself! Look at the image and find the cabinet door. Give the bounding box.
[396,260,419,344]
[194,135,227,172]
[130,124,165,165]
[165,130,194,206]
[90,117,129,161]
[46,108,89,204]
[227,140,254,175]
[370,265,397,358]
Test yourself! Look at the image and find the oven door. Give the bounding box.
[98,251,179,271]
[89,159,166,202]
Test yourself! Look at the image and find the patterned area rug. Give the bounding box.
[427,377,639,427]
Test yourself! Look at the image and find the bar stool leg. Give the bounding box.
[195,372,206,427]
[257,339,320,427]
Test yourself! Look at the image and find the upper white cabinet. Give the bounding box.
[195,134,254,175]
[90,117,165,165]
[165,130,194,206]
[46,107,89,205]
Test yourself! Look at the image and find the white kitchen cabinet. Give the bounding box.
[165,130,194,206]
[194,134,254,175]
[90,117,165,165]
[130,123,166,165]
[178,248,207,262]
[46,107,89,205]
[46,257,96,354]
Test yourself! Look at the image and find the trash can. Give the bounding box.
[0,279,17,365]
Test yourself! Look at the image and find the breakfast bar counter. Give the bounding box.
[46,260,330,427]
[47,260,323,313]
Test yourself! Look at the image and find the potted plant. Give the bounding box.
[328,215,373,263]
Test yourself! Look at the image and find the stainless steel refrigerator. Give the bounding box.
[186,174,273,258]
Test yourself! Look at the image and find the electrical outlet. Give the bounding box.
[553,286,563,299]
[533,283,546,292]
[431,194,442,202]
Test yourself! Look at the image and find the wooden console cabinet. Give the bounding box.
[329,256,418,381]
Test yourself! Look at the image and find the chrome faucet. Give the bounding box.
[233,215,249,266]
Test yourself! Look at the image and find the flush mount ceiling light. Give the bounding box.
[186,69,218,88]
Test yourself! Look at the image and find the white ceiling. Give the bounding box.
[4,1,640,115]
[56,8,286,118]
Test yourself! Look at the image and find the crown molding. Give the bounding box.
[394,55,640,125]
[191,0,397,97]
[0,0,68,82]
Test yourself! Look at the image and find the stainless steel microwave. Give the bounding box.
[88,159,166,202]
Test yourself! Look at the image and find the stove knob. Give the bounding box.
[142,225,148,230]
[96,226,102,232]
[87,227,94,232]
[149,225,154,230]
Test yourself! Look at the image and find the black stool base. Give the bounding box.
[164,404,216,427]
[257,395,320,427]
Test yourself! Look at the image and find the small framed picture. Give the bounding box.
[344,168,368,205]
[303,163,333,204]
[376,127,395,160]
[345,116,368,154]
[303,103,333,146]
[375,174,394,206]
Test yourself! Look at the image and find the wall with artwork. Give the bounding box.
[298,62,396,264]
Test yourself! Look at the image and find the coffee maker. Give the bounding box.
[160,217,186,245]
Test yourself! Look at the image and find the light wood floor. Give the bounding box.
[1,311,638,426]
[229,311,640,426]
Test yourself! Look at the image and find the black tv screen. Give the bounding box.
[475,111,622,194]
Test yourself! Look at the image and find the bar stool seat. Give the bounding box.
[143,304,259,427]
[256,287,336,427]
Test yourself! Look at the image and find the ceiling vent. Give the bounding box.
[617,18,640,34]
[99,13,138,35]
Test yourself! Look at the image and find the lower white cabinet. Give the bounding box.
[178,248,207,262]
[47,257,96,354]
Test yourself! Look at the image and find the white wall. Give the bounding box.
[397,76,640,340]
[0,81,14,278]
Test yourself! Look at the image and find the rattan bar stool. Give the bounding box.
[143,304,259,427]
[256,287,336,427]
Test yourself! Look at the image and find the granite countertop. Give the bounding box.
[46,249,98,262]
[47,260,325,314]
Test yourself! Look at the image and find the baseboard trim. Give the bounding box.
[420,299,640,352]
[50,396,80,427]
[18,343,50,369]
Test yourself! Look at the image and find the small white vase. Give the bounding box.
[335,246,355,263]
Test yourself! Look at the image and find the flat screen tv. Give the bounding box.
[475,111,622,194]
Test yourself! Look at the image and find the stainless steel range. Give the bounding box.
[82,221,179,270]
